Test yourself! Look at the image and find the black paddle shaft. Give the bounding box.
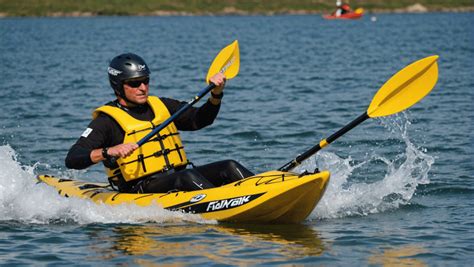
[137,83,216,147]
[109,83,216,164]
[278,112,370,172]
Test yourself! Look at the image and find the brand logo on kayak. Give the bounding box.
[206,195,250,212]
[190,194,206,203]
[108,67,122,76]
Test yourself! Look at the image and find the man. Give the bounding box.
[65,53,253,193]
[334,0,352,17]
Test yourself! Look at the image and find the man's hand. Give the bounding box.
[107,143,139,158]
[90,143,138,164]
[210,72,226,95]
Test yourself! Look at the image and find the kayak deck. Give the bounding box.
[37,170,330,223]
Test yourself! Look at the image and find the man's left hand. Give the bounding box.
[210,73,226,95]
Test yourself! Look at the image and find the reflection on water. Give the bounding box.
[368,245,428,266]
[89,223,325,264]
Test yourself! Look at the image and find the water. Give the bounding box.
[1,13,473,265]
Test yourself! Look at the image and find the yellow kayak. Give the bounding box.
[37,170,330,223]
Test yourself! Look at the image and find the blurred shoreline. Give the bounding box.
[1,3,473,18]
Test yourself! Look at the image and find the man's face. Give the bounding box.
[123,76,150,105]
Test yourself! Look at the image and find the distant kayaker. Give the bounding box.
[65,53,254,193]
[334,0,352,17]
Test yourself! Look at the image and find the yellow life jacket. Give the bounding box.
[92,96,188,182]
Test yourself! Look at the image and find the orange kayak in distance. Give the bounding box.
[323,8,364,20]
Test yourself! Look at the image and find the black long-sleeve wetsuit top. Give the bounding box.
[65,97,220,170]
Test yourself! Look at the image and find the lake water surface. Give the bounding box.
[0,13,473,265]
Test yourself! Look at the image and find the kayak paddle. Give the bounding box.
[136,40,240,147]
[279,55,439,172]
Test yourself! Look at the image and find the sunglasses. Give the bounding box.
[124,77,150,88]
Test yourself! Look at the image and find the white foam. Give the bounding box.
[0,145,215,225]
[294,113,434,219]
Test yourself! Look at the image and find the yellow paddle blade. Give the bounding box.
[355,8,364,14]
[206,40,240,84]
[367,55,439,118]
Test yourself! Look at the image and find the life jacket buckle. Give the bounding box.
[138,154,147,173]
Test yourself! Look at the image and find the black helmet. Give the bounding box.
[108,53,150,97]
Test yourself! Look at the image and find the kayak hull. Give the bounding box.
[37,170,330,223]
[323,12,363,20]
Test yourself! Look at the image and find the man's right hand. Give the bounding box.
[107,143,139,158]
[91,143,138,164]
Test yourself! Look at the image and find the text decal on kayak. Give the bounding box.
[167,193,265,214]
[206,195,250,212]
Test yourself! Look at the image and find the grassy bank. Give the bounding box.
[0,0,473,17]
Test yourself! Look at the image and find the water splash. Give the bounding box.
[295,114,434,219]
[0,144,215,225]
[1,113,433,223]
